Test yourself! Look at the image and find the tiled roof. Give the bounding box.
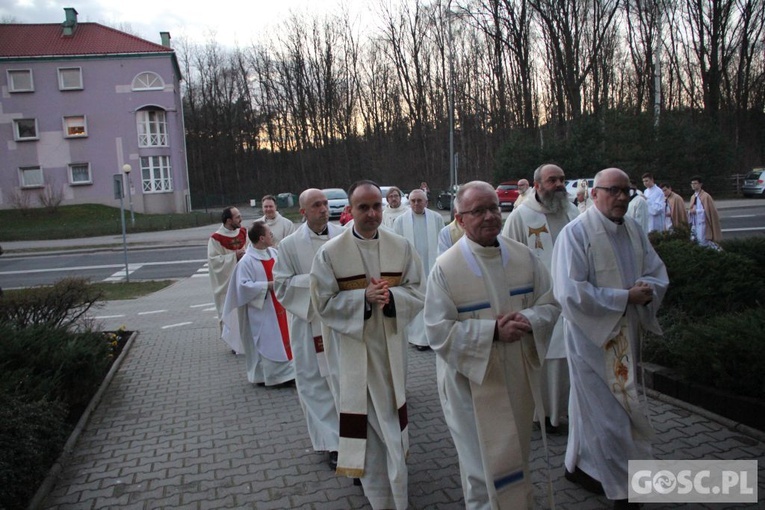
[0,23,171,58]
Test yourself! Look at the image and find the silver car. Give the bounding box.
[322,188,349,219]
[742,168,765,197]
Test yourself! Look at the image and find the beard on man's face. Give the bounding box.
[539,188,569,213]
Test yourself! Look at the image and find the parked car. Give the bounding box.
[565,178,595,202]
[742,168,765,197]
[379,186,410,207]
[496,180,519,211]
[436,185,459,210]
[323,188,349,219]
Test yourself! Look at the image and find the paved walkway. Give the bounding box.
[36,275,764,509]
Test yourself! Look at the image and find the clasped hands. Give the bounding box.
[496,312,531,343]
[627,281,653,306]
[366,277,390,308]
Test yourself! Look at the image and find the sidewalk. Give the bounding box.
[37,275,765,509]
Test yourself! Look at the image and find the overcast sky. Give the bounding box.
[2,0,371,48]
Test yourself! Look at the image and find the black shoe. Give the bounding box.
[328,451,338,470]
[564,466,605,495]
[415,345,431,351]
[271,379,295,389]
[544,417,560,434]
[353,478,362,486]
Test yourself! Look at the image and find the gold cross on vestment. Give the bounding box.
[527,225,549,250]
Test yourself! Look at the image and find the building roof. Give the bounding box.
[0,23,172,59]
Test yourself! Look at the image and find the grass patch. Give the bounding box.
[3,280,175,301]
[0,204,219,242]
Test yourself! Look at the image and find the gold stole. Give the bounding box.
[582,211,654,439]
[447,219,464,246]
[441,238,538,506]
[323,229,409,477]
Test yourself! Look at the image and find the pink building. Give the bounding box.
[0,7,189,213]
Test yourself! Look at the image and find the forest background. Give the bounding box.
[176,0,765,209]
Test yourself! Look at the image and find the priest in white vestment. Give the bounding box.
[274,188,342,469]
[393,188,444,350]
[310,180,424,510]
[551,168,668,507]
[222,222,295,387]
[438,217,464,255]
[425,181,559,510]
[382,186,408,229]
[626,189,649,234]
[641,173,665,233]
[254,194,297,246]
[502,163,579,432]
[513,179,531,209]
[689,176,723,247]
[207,206,248,344]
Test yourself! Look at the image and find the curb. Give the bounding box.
[645,388,765,445]
[27,330,139,510]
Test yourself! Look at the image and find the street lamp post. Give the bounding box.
[122,164,135,226]
[447,3,457,220]
[113,174,130,283]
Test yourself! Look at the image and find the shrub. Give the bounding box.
[0,324,112,421]
[0,394,69,510]
[720,237,765,280]
[652,237,765,318]
[644,235,765,399]
[0,277,103,330]
[646,309,765,399]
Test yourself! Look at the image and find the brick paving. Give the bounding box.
[10,246,754,509]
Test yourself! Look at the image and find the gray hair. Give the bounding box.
[454,181,495,212]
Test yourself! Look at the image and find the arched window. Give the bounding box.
[136,107,168,147]
[132,71,164,91]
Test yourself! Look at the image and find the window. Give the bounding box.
[132,71,164,90]
[58,67,83,90]
[63,115,87,137]
[20,166,44,188]
[13,118,38,141]
[68,163,92,185]
[137,109,168,147]
[7,69,33,92]
[141,156,173,192]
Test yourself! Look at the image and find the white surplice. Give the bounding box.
[273,222,342,452]
[626,195,650,234]
[382,204,408,229]
[310,227,424,510]
[425,236,559,509]
[643,185,665,233]
[254,212,296,246]
[222,246,294,386]
[207,225,247,324]
[551,206,668,500]
[393,208,445,347]
[502,197,579,427]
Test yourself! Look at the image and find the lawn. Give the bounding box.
[0,204,219,242]
[2,280,175,301]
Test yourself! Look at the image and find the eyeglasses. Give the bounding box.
[460,204,501,217]
[594,186,634,198]
[387,193,400,198]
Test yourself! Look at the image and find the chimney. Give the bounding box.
[62,7,78,36]
[160,32,171,48]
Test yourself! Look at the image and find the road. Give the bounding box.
[1,203,763,289]
[0,246,208,289]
